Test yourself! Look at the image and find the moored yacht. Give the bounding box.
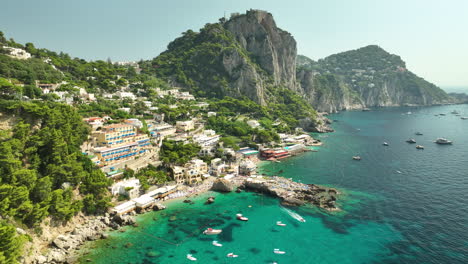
[274,249,286,254]
[416,145,424,149]
[187,254,197,261]
[276,221,286,226]
[435,138,453,144]
[212,240,222,247]
[461,117,468,120]
[236,213,249,221]
[406,139,417,144]
[383,142,389,146]
[203,228,222,235]
[352,156,361,160]
[227,253,238,258]
[415,132,423,135]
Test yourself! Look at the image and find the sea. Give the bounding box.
[79,105,468,264]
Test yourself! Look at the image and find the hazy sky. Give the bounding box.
[1,0,467,87]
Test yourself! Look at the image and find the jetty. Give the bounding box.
[238,176,339,211]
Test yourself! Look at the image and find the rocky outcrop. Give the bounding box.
[211,178,234,192]
[296,71,364,113]
[225,10,298,92]
[241,176,339,211]
[297,46,453,112]
[32,214,138,264]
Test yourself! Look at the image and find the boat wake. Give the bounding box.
[281,207,306,222]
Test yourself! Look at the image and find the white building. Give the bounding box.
[118,107,131,113]
[116,92,136,100]
[207,112,217,117]
[124,118,143,129]
[176,120,195,132]
[111,178,141,199]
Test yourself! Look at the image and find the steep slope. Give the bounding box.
[297,46,452,111]
[141,10,299,105]
[225,11,298,92]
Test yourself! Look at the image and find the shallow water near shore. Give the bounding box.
[79,104,468,264]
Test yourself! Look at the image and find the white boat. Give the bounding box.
[406,139,416,144]
[407,111,412,115]
[416,145,424,149]
[383,142,389,146]
[451,110,459,114]
[281,207,306,222]
[187,254,197,261]
[227,253,238,258]
[434,138,453,145]
[203,228,222,235]
[276,221,286,226]
[274,248,286,254]
[236,213,249,221]
[461,117,468,120]
[352,156,361,160]
[212,240,222,247]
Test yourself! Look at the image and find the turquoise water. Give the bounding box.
[80,105,468,263]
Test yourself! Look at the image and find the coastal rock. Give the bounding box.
[281,197,305,206]
[211,178,234,192]
[47,250,66,263]
[153,203,166,211]
[242,176,339,211]
[205,196,215,204]
[53,235,71,250]
[35,255,47,264]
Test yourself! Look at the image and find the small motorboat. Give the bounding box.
[461,117,468,120]
[415,132,423,136]
[406,139,416,144]
[439,113,446,116]
[352,156,361,160]
[407,111,412,115]
[227,253,238,258]
[274,249,286,254]
[236,213,249,221]
[434,138,453,144]
[276,221,286,226]
[212,240,222,247]
[383,142,389,146]
[416,145,424,149]
[203,228,222,235]
[451,110,459,114]
[187,254,197,261]
[396,170,402,174]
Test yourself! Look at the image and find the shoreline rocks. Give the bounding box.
[211,178,234,192]
[32,210,153,263]
[240,176,339,211]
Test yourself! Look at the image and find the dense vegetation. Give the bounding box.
[0,100,113,262]
[140,23,250,98]
[298,45,450,102]
[159,140,201,165]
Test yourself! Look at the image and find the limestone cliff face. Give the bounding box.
[225,10,298,92]
[296,46,452,112]
[296,70,364,113]
[221,46,266,105]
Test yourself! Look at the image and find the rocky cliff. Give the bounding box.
[297,46,453,112]
[142,10,299,106]
[225,11,298,92]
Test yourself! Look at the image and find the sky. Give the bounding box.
[1,0,467,88]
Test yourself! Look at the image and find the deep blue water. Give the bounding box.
[80,105,468,264]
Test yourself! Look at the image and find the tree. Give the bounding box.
[0,222,24,264]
